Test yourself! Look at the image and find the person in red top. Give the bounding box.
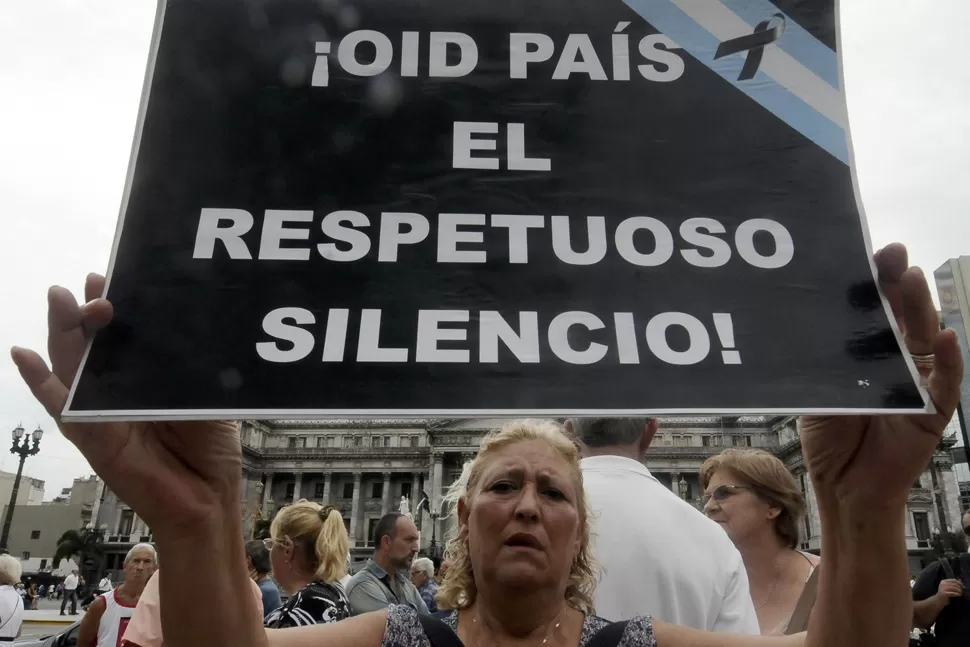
[77,544,156,647]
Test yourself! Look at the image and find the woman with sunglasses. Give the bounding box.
[262,500,352,628]
[700,450,819,636]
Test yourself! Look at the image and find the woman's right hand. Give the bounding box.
[10,273,242,541]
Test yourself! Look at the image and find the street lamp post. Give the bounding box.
[678,476,688,500]
[429,511,439,556]
[0,425,43,553]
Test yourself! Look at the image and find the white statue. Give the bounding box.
[399,496,411,517]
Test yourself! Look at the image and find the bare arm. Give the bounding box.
[912,595,948,630]
[156,507,266,647]
[77,596,106,647]
[265,610,388,647]
[654,623,804,647]
[804,505,910,647]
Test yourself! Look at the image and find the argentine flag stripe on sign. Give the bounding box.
[623,0,849,164]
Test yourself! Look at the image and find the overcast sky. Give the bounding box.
[0,1,968,498]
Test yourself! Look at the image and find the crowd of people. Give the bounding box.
[4,242,969,646]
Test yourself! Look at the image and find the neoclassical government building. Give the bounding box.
[92,416,964,577]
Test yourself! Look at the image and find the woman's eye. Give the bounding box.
[545,488,566,500]
[489,481,514,492]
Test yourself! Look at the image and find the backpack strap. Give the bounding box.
[955,553,970,586]
[938,557,956,581]
[585,621,630,647]
[418,614,465,647]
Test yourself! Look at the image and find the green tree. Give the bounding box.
[53,527,105,579]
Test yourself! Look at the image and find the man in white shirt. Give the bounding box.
[567,418,759,634]
[78,543,156,647]
[61,569,80,616]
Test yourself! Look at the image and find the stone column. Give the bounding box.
[670,472,681,496]
[350,473,362,546]
[322,473,332,504]
[132,513,143,537]
[381,472,392,515]
[262,473,275,512]
[293,472,303,502]
[411,473,422,512]
[432,452,444,544]
[114,509,123,535]
[421,461,434,549]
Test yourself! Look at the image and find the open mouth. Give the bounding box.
[505,533,542,550]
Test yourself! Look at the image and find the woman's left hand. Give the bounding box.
[799,243,964,510]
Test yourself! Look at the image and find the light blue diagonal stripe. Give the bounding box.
[622,0,849,164]
[718,0,840,89]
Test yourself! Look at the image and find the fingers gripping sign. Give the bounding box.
[799,244,965,510]
[10,274,244,538]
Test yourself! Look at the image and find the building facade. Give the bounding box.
[1,503,87,576]
[93,416,965,577]
[0,471,45,507]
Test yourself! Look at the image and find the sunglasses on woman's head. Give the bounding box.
[701,484,752,506]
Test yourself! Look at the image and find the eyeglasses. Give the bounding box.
[701,485,752,506]
[262,538,275,550]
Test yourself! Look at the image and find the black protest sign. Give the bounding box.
[64,0,928,420]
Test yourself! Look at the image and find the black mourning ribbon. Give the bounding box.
[714,13,787,81]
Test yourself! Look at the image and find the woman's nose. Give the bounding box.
[702,497,718,516]
[513,483,540,519]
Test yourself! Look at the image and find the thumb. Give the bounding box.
[11,346,69,420]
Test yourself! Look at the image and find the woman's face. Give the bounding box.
[703,469,779,546]
[459,439,583,595]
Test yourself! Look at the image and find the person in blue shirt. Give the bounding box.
[246,539,281,619]
[409,557,439,613]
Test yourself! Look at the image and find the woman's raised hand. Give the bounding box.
[799,243,964,511]
[10,273,242,541]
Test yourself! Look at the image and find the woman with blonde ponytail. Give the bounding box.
[263,500,351,628]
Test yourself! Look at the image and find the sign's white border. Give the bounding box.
[62,0,932,421]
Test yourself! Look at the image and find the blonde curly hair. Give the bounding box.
[434,420,597,613]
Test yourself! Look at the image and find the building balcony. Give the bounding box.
[646,445,773,457]
[104,533,153,547]
[260,446,428,458]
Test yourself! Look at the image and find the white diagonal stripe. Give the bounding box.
[670,0,848,129]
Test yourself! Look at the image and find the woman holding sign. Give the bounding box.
[10,243,963,647]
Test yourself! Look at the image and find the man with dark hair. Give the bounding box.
[345,512,427,615]
[566,418,759,633]
[245,539,281,618]
[911,509,970,647]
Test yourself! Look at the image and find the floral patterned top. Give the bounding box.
[382,605,657,647]
[264,581,351,628]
